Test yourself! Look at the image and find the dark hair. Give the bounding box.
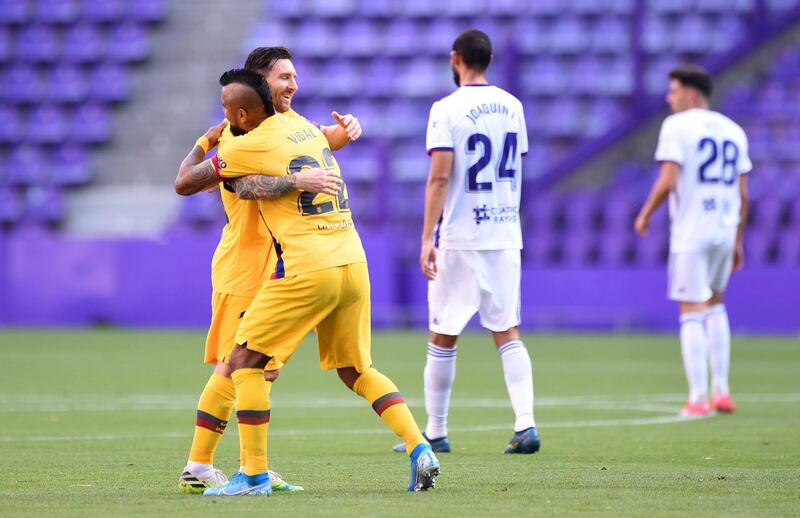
[219,68,275,116]
[244,46,293,72]
[669,65,713,98]
[452,29,492,72]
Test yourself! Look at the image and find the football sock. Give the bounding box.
[498,340,536,431]
[423,343,457,440]
[353,368,426,455]
[706,304,731,396]
[232,368,270,477]
[239,379,273,472]
[680,312,709,404]
[187,373,235,465]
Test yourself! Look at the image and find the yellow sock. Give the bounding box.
[240,379,273,470]
[232,368,270,476]
[188,373,235,465]
[353,368,426,455]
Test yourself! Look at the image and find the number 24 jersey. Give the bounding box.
[213,113,366,278]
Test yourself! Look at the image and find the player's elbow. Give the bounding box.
[174,175,194,196]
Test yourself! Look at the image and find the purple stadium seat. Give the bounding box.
[514,17,549,55]
[47,64,88,104]
[387,181,425,217]
[312,0,356,17]
[51,143,92,186]
[561,232,596,266]
[0,105,23,143]
[526,193,562,232]
[316,59,360,98]
[571,56,605,95]
[244,20,292,51]
[673,15,712,53]
[602,191,639,232]
[332,144,380,182]
[720,85,756,119]
[106,22,150,63]
[543,98,582,138]
[14,24,59,63]
[446,0,486,16]
[179,193,225,225]
[488,0,524,15]
[520,56,567,95]
[71,104,111,143]
[383,19,422,57]
[395,58,441,98]
[573,0,608,14]
[62,23,105,63]
[0,187,23,223]
[562,192,602,232]
[426,18,460,55]
[402,0,443,17]
[524,228,561,266]
[550,16,589,54]
[7,146,50,186]
[89,62,131,103]
[585,99,624,136]
[293,20,338,57]
[80,0,124,23]
[596,232,635,266]
[698,0,754,12]
[27,104,69,144]
[389,138,429,181]
[384,101,428,138]
[768,0,799,13]
[592,16,630,53]
[527,0,564,15]
[25,186,65,224]
[0,26,9,62]
[35,0,79,23]
[0,0,31,24]
[644,55,680,94]
[752,196,786,230]
[606,57,634,95]
[609,0,635,13]
[710,15,746,53]
[2,64,45,104]
[642,16,671,53]
[634,232,668,266]
[776,233,800,265]
[771,47,800,81]
[744,232,775,266]
[264,0,308,18]
[340,19,381,57]
[648,0,693,14]
[355,0,394,17]
[126,0,167,24]
[363,59,395,96]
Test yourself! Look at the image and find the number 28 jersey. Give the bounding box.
[213,113,366,278]
[426,85,528,250]
[654,108,752,253]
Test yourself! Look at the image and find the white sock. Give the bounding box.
[498,340,536,431]
[706,304,731,396]
[186,460,213,476]
[423,343,457,440]
[680,313,709,404]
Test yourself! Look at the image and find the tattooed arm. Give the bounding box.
[226,167,343,200]
[174,121,227,196]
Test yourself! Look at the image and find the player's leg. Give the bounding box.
[321,263,438,491]
[423,249,479,448]
[670,252,712,416]
[180,292,250,493]
[705,243,736,413]
[475,249,539,453]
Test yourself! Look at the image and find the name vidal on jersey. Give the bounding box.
[287,128,317,144]
[466,102,510,125]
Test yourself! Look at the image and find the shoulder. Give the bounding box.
[715,111,747,139]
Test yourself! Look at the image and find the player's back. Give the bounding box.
[215,114,366,279]
[211,127,272,296]
[656,108,751,252]
[427,85,528,250]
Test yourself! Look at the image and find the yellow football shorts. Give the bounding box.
[234,262,372,372]
[204,291,283,370]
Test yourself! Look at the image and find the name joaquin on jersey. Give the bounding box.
[472,204,519,225]
[465,102,511,125]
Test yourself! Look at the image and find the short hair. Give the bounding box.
[452,29,492,72]
[219,68,275,116]
[669,65,713,98]
[244,46,292,73]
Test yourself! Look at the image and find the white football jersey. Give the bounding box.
[654,108,752,253]
[426,85,528,250]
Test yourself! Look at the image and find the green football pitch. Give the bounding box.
[0,330,797,517]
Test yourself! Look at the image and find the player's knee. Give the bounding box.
[492,327,520,346]
[708,292,724,306]
[213,361,232,378]
[228,343,271,372]
[429,332,458,348]
[264,368,280,382]
[337,366,361,390]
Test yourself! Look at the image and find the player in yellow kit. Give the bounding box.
[178,68,440,495]
[173,49,354,493]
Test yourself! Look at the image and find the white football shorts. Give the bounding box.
[428,249,521,335]
[667,242,734,303]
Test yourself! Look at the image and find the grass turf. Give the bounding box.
[0,330,797,517]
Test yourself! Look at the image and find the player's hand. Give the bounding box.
[295,167,343,196]
[204,120,228,150]
[331,111,362,141]
[420,240,438,280]
[733,241,745,272]
[634,213,650,237]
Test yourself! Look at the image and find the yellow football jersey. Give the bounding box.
[213,114,366,278]
[209,125,273,296]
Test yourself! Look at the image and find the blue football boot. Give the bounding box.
[407,443,440,491]
[393,433,451,453]
[503,427,541,454]
[203,471,271,497]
